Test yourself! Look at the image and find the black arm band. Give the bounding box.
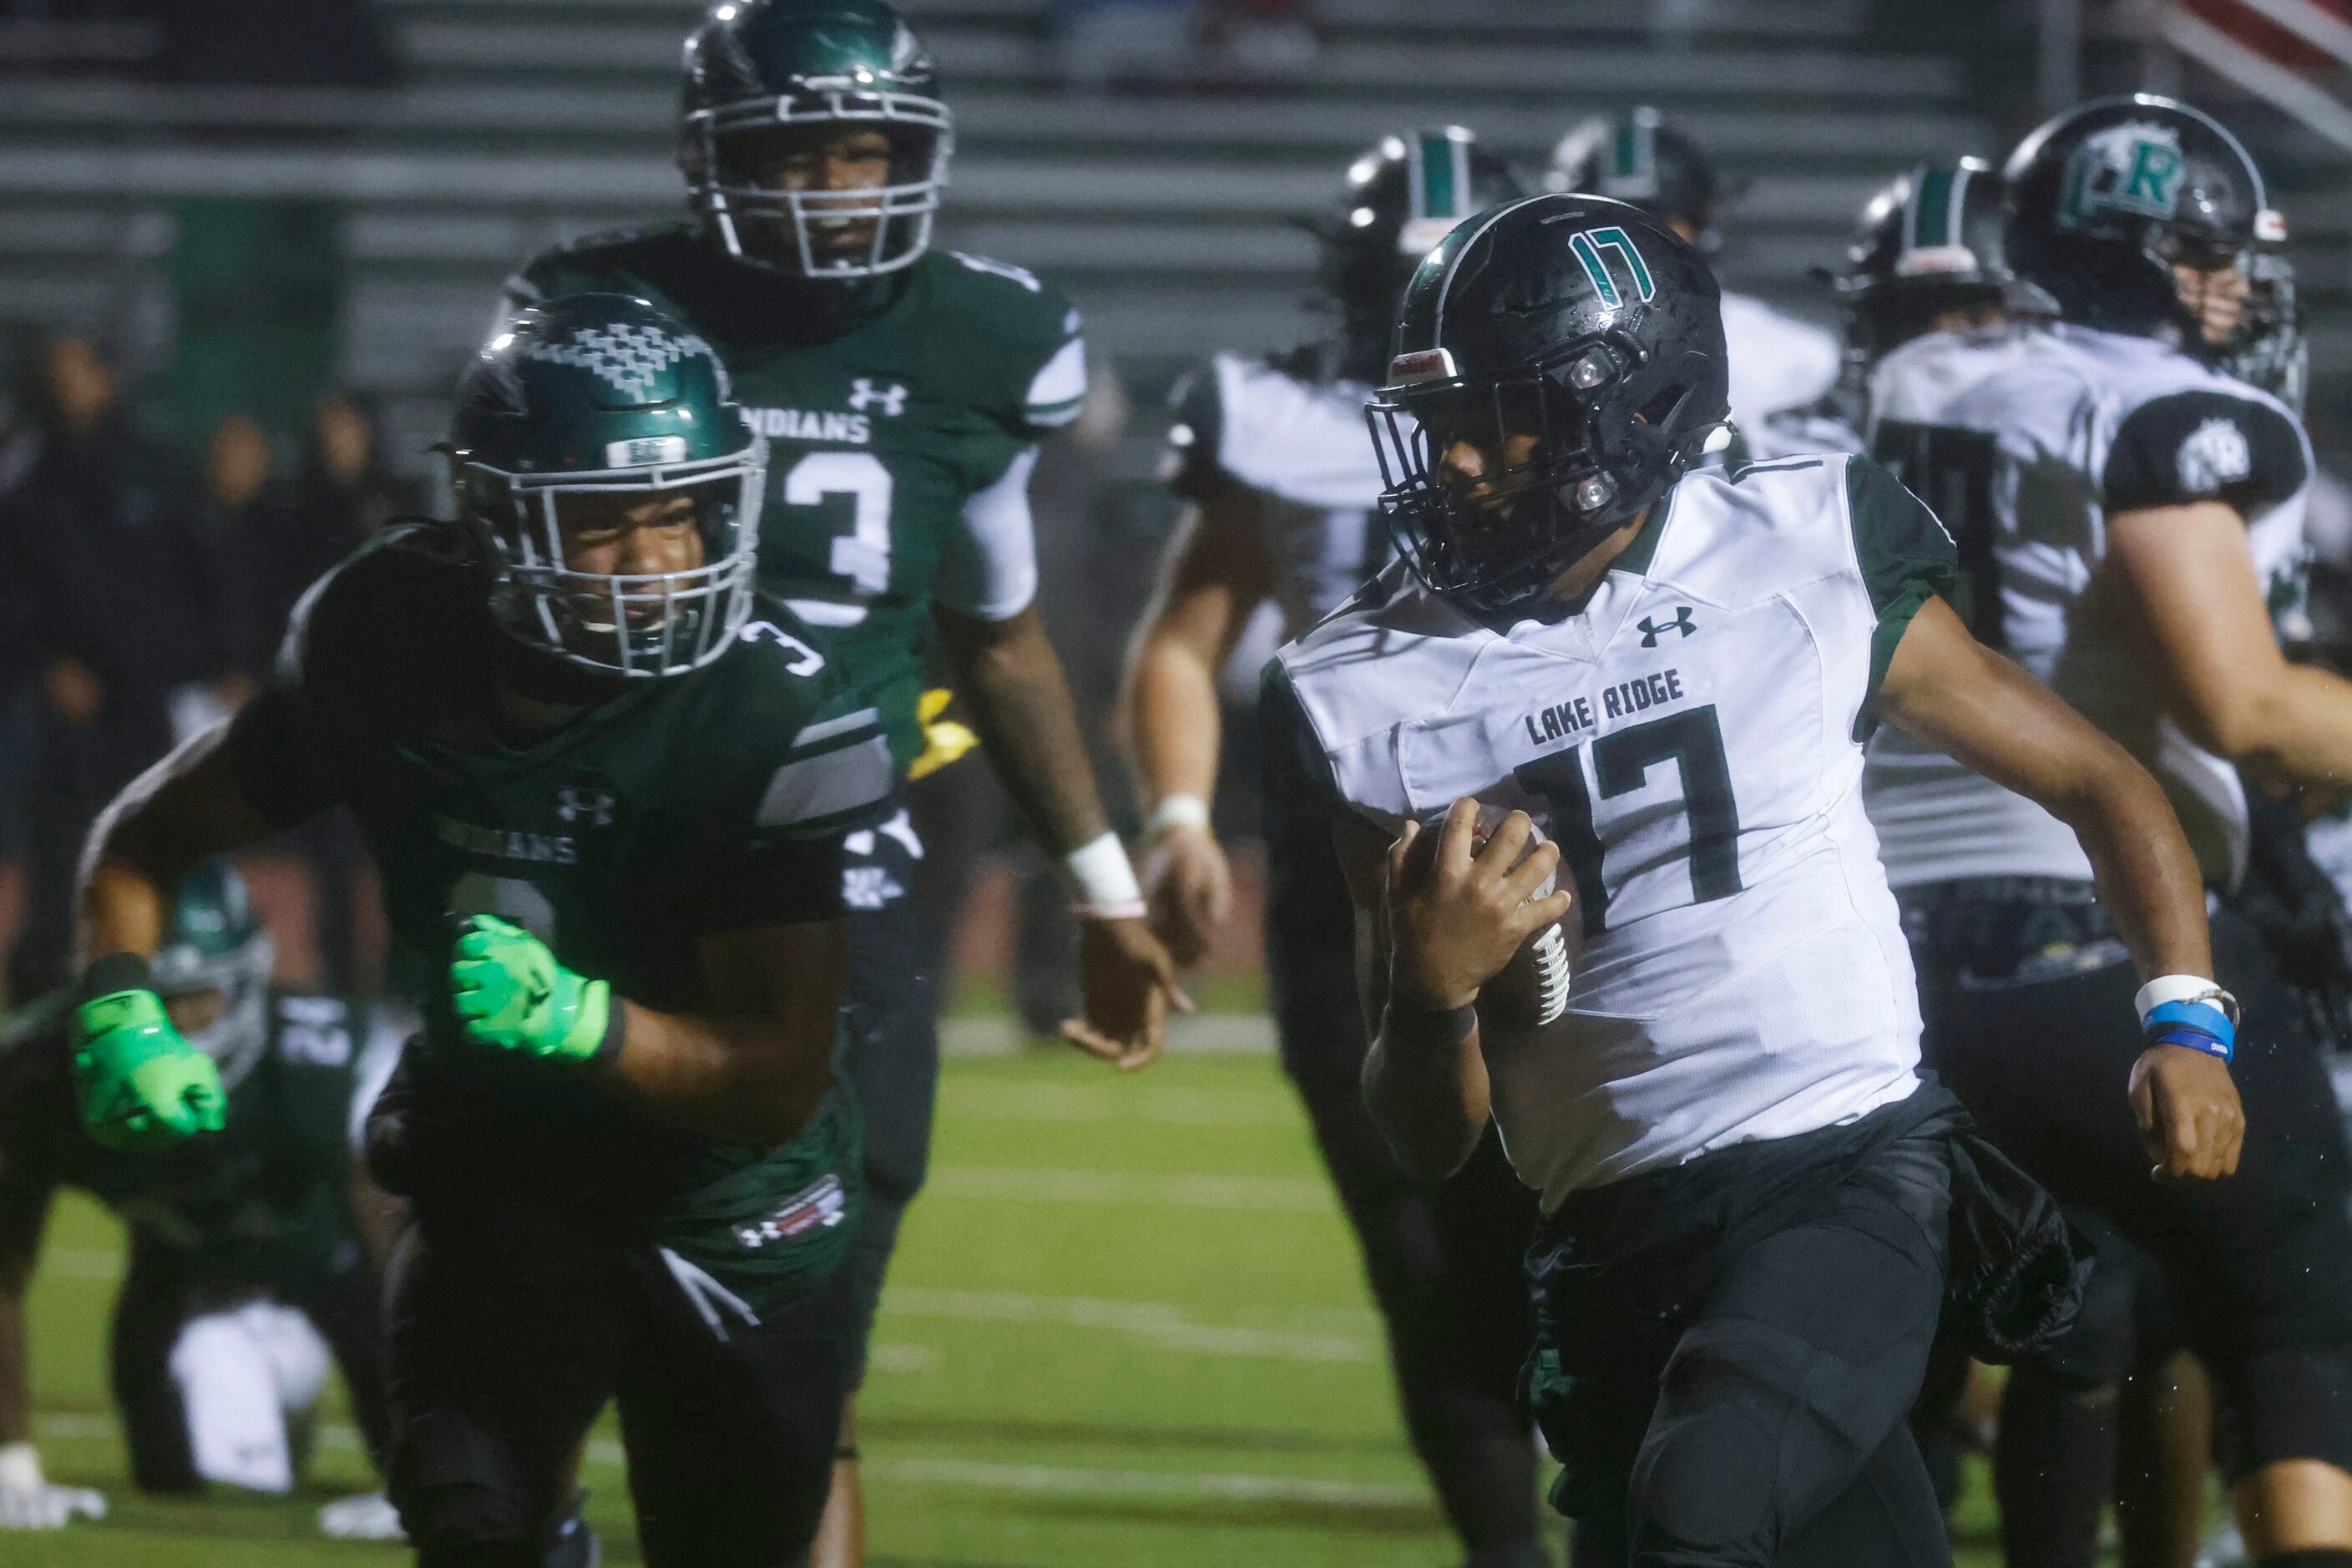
[80,952,155,1004]
[1380,993,1477,1055]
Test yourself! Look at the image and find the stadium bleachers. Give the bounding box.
[0,0,2042,468]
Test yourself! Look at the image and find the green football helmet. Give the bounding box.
[450,293,765,679]
[151,860,274,1094]
[677,0,953,279]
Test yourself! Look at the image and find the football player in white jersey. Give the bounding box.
[1548,107,1841,432]
[1860,96,2352,1568]
[1271,191,2236,1567]
[1750,158,2050,467]
[1124,129,1557,1568]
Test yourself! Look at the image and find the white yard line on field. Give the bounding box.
[880,1287,1374,1363]
[857,1455,1428,1509]
[927,1166,1333,1212]
[940,1015,1273,1057]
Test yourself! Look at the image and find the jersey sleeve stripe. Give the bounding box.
[790,707,883,749]
[756,734,894,828]
[1024,336,1090,427]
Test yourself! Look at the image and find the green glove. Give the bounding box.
[448,915,616,1064]
[73,981,226,1153]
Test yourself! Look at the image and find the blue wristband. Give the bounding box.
[2145,999,2235,1043]
[2148,1024,2233,1063]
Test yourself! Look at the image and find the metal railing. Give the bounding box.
[2127,0,2352,152]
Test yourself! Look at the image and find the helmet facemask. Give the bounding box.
[2228,244,2306,412]
[685,91,952,279]
[1368,336,1717,622]
[462,448,765,680]
[153,928,275,1095]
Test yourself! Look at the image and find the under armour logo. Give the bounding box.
[849,378,908,417]
[524,323,715,401]
[1637,607,1697,647]
[554,787,615,827]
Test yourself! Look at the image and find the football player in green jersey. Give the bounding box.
[498,5,1185,1557]
[0,862,407,1534]
[70,294,894,1568]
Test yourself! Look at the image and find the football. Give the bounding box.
[1395,803,1576,1034]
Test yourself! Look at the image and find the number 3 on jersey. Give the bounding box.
[1513,706,1743,938]
[778,451,895,627]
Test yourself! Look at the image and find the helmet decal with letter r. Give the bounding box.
[2004,94,2267,357]
[1312,127,1528,383]
[152,860,275,1095]
[678,0,952,279]
[1367,194,1731,625]
[449,294,765,680]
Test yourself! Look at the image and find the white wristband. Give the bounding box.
[1065,831,1146,919]
[1143,794,1211,842]
[0,1441,42,1490]
[2133,974,2238,1027]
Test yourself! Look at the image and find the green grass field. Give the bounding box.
[14,1042,2015,1567]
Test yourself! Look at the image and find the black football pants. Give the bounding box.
[1534,1106,1955,1568]
[1905,888,2352,1568]
[383,1186,848,1568]
[1266,793,1550,1568]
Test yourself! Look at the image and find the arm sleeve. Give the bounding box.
[933,446,1039,621]
[1845,453,1960,741]
[2103,390,2307,517]
[1161,360,1234,503]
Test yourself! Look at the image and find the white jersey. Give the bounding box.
[1165,348,1393,640]
[1722,289,1841,433]
[1270,454,1951,1206]
[1863,322,2314,888]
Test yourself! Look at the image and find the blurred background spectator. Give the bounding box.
[0,331,226,1003]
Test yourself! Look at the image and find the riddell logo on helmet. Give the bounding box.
[2060,124,2185,227]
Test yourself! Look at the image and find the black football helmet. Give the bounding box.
[2004,94,2269,353]
[1368,195,1731,622]
[1312,127,1527,383]
[678,0,952,279]
[1547,107,1722,249]
[1833,158,2054,362]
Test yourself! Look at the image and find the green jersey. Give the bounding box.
[224,525,893,1302]
[504,225,1086,769]
[0,989,369,1297]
